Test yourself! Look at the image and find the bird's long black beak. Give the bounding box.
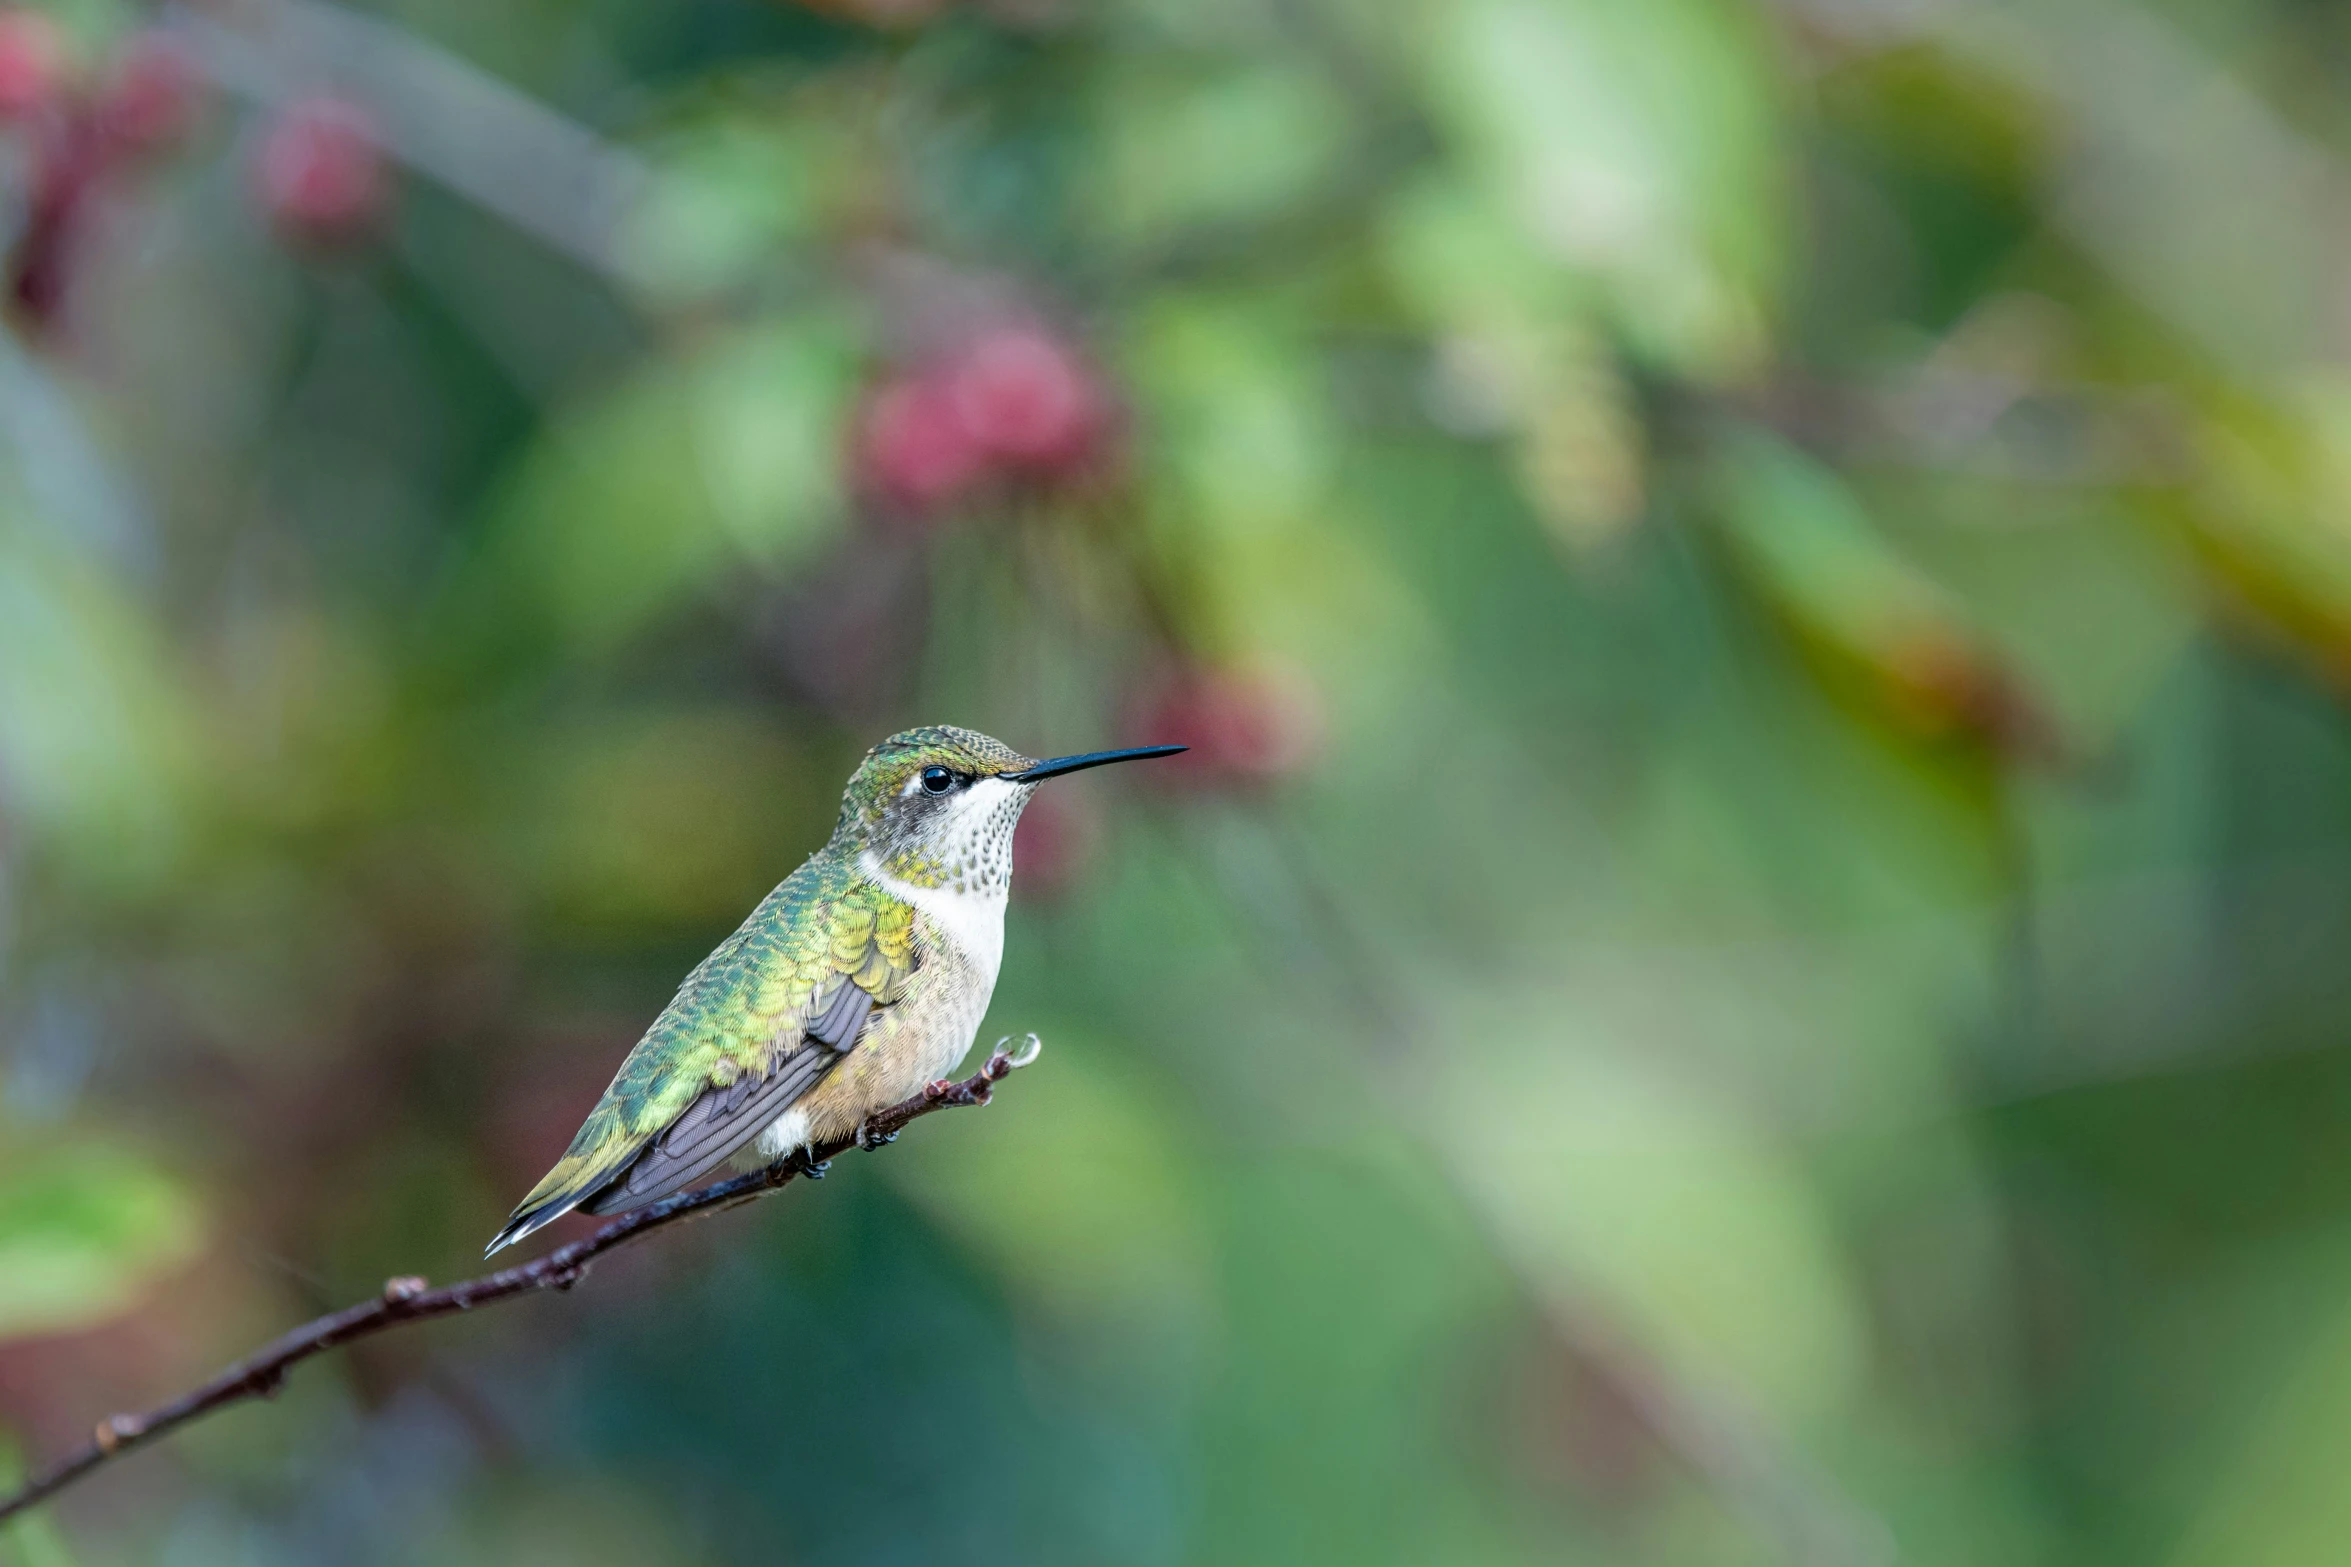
[1003,745,1186,783]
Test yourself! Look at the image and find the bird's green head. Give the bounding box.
[832,725,1184,892]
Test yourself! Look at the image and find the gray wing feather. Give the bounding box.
[806,979,874,1051]
[581,982,875,1216]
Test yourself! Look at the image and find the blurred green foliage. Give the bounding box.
[0,1132,199,1342]
[7,0,2351,1563]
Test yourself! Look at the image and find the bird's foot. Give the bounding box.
[802,1157,831,1180]
[855,1121,898,1151]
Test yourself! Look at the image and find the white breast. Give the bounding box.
[861,849,1009,982]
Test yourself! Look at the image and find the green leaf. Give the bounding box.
[1706,425,2052,752]
[1412,0,1783,377]
[464,314,856,656]
[0,522,197,885]
[1127,293,1337,542]
[620,122,820,307]
[1081,59,1347,254]
[0,1136,204,1345]
[2172,1289,2351,1567]
[1438,1040,1867,1422]
[2174,379,2351,675]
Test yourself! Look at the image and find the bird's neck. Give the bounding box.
[851,777,1028,981]
[861,847,1008,982]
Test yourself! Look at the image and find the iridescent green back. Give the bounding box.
[499,850,917,1230]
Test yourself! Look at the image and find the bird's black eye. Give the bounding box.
[920,766,955,795]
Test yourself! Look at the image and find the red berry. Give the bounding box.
[946,326,1102,470]
[856,371,984,510]
[257,96,389,247]
[98,32,200,156]
[0,10,62,122]
[1137,665,1322,789]
[10,118,102,329]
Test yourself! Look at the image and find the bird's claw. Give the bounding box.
[855,1121,897,1151]
[802,1157,831,1180]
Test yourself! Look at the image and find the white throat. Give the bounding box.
[859,776,1027,982]
[864,853,1008,981]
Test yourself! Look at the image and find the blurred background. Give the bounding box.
[7,0,2351,1561]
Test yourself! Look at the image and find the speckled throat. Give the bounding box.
[872,776,1031,896]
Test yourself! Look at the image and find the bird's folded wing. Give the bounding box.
[581,982,874,1214]
[486,867,917,1255]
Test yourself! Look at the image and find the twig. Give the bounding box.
[0,1035,1045,1527]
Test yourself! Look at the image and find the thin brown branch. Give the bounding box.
[0,1036,1045,1527]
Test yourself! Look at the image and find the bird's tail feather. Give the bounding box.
[484,1124,640,1257]
[483,1195,583,1258]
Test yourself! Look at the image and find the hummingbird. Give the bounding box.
[486,726,1183,1255]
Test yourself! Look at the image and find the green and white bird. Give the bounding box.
[486,726,1182,1255]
